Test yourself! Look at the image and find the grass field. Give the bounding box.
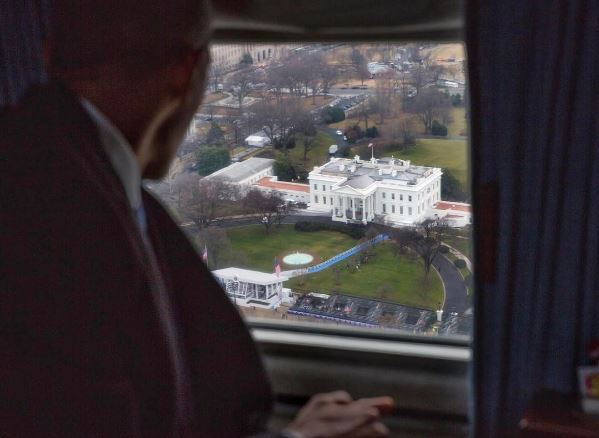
[287,243,443,310]
[227,225,443,309]
[391,138,469,188]
[227,224,357,272]
[447,107,467,137]
[441,234,472,260]
[287,130,337,172]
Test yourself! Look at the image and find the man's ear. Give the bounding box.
[167,46,209,96]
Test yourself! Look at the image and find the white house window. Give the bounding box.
[382,204,386,213]
[314,195,319,203]
[391,205,395,213]
[400,206,404,215]
[400,194,403,201]
[391,193,395,200]
[323,197,327,205]
[409,195,412,202]
[408,207,412,215]
[313,184,317,190]
[382,192,386,199]
[322,185,326,191]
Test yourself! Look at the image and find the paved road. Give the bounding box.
[433,253,470,315]
[329,87,374,97]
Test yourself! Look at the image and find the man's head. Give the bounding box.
[48,0,213,178]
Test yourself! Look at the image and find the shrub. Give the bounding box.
[453,259,467,269]
[365,126,379,138]
[431,120,448,136]
[344,124,363,144]
[294,221,365,239]
[322,106,346,124]
[439,245,450,254]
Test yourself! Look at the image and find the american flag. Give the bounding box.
[274,257,281,277]
[202,245,208,263]
[368,143,374,148]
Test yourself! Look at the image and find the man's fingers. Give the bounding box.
[353,396,395,415]
[309,390,353,407]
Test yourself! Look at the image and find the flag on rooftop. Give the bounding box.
[368,143,374,148]
[202,245,208,263]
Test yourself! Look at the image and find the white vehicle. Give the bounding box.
[336,129,343,135]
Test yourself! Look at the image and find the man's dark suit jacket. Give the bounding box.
[0,83,273,437]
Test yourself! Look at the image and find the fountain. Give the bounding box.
[282,251,314,266]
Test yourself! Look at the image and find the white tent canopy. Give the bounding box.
[245,135,271,148]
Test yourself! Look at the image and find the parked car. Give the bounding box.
[336,130,343,135]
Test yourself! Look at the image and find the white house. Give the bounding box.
[204,157,274,187]
[308,156,443,226]
[211,267,293,308]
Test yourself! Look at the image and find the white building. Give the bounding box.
[308,156,442,226]
[254,176,311,204]
[211,267,293,308]
[431,201,472,227]
[204,157,274,187]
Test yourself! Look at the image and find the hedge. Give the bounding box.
[294,221,365,239]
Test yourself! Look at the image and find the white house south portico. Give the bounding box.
[309,156,443,226]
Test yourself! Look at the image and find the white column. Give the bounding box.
[352,197,356,220]
[342,196,347,219]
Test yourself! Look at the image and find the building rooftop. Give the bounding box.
[255,177,310,193]
[313,157,440,189]
[206,157,274,183]
[434,201,471,213]
[212,267,287,284]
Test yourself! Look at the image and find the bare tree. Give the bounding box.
[350,48,370,85]
[294,112,317,161]
[405,87,451,134]
[319,62,338,97]
[208,62,225,92]
[242,189,286,234]
[370,72,394,124]
[249,97,306,153]
[178,175,240,230]
[227,67,255,109]
[417,218,449,279]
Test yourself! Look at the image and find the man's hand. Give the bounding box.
[285,391,395,438]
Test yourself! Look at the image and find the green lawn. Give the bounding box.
[447,106,468,137]
[286,130,337,172]
[287,243,443,310]
[391,138,469,188]
[227,225,443,309]
[442,234,472,260]
[227,224,357,272]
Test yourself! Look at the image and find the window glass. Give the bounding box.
[149,42,473,338]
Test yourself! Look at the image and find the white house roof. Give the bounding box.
[312,157,440,190]
[205,157,274,182]
[211,267,287,284]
